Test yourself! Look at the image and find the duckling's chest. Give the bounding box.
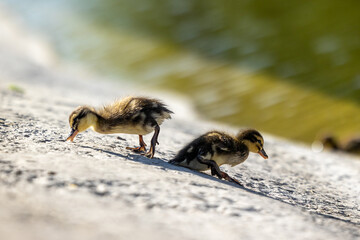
[212,151,248,167]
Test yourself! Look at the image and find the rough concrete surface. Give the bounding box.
[0,7,360,240]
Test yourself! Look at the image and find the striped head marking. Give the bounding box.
[237,129,268,159]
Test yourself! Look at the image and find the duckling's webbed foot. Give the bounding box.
[220,172,243,186]
[126,135,147,153]
[197,156,243,186]
[144,125,160,159]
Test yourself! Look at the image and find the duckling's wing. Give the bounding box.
[170,144,214,172]
[174,132,229,162]
[170,142,200,164]
[170,135,211,162]
[215,142,231,152]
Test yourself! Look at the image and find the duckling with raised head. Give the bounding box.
[169,129,268,185]
[66,96,173,158]
[321,134,360,155]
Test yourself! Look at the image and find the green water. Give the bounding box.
[3,0,360,143]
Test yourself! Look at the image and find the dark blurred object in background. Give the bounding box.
[321,134,360,155]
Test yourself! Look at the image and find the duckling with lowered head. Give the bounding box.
[66,96,173,158]
[169,129,268,185]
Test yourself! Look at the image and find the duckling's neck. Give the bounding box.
[89,112,109,134]
[239,139,256,153]
[81,111,100,132]
[229,138,248,154]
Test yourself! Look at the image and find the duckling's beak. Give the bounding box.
[258,148,268,159]
[66,128,79,142]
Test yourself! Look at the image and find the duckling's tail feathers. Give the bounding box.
[156,101,174,118]
[149,100,173,124]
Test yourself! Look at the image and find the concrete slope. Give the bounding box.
[0,7,359,240]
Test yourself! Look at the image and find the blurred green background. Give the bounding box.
[3,0,360,143]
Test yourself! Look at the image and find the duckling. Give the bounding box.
[321,134,360,155]
[66,96,173,158]
[169,129,268,185]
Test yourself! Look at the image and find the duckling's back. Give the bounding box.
[100,97,172,123]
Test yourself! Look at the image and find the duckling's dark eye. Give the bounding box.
[72,116,80,129]
[72,111,85,128]
[72,120,78,129]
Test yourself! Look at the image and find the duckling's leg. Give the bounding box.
[144,125,160,159]
[126,135,147,153]
[197,156,243,186]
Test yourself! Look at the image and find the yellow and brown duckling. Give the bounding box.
[169,129,268,185]
[66,96,173,158]
[321,134,360,155]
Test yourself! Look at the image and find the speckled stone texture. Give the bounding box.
[0,8,360,240]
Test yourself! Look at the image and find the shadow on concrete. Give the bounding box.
[79,144,359,227]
